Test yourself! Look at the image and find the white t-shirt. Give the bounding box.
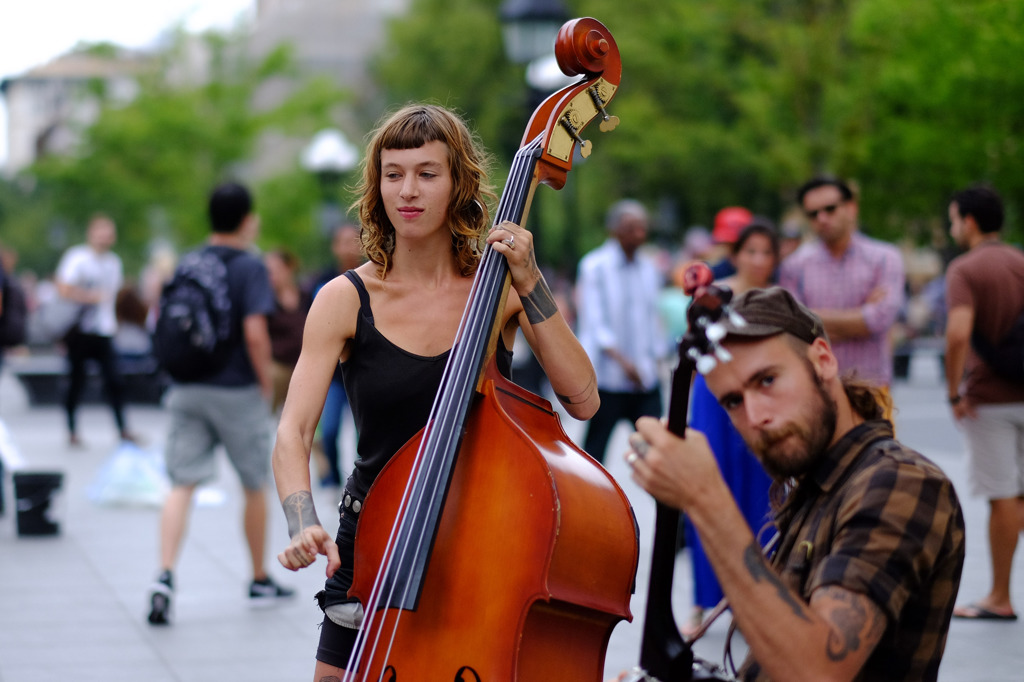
[55,244,123,337]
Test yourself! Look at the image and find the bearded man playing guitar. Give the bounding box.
[622,286,965,682]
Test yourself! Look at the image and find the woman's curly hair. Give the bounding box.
[351,104,497,278]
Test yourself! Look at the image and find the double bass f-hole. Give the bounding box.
[455,667,482,682]
[373,665,481,682]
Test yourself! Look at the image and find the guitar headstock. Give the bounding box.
[678,262,747,375]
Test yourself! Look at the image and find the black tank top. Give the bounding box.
[341,270,513,499]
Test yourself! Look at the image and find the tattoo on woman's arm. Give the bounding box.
[556,376,595,406]
[522,277,558,325]
[283,490,321,538]
[744,541,811,621]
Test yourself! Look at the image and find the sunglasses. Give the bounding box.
[804,202,844,220]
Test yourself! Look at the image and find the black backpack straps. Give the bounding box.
[343,270,373,325]
[202,244,245,268]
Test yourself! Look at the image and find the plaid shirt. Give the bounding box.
[743,420,965,681]
[779,234,905,385]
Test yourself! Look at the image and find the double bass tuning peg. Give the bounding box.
[560,114,594,159]
[589,85,620,133]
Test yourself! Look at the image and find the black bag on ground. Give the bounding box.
[0,275,27,348]
[152,248,240,382]
[972,308,1024,383]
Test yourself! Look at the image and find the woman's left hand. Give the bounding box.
[488,220,540,293]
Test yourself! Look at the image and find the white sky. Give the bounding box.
[0,0,255,164]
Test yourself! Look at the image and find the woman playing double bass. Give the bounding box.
[271,103,600,679]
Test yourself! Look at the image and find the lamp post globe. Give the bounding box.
[498,0,570,65]
[301,128,358,237]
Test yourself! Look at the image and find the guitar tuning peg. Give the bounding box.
[715,346,733,363]
[705,322,726,343]
[728,310,747,328]
[696,355,718,375]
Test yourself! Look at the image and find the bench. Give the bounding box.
[8,352,170,406]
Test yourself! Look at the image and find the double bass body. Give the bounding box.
[351,370,639,679]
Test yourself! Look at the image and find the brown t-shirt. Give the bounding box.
[945,241,1024,403]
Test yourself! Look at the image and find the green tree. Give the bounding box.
[845,0,1024,244]
[371,0,1024,258]
[15,29,347,276]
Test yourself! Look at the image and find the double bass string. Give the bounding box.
[345,138,544,679]
[374,138,546,608]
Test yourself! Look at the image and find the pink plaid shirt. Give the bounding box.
[779,233,905,385]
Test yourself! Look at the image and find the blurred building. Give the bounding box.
[0,50,147,176]
[1,0,410,178]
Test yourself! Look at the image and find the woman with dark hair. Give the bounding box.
[270,104,599,679]
[683,218,780,635]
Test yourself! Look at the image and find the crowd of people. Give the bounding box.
[1,101,1020,681]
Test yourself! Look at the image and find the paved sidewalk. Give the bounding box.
[0,355,1021,681]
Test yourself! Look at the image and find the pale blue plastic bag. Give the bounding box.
[88,441,169,507]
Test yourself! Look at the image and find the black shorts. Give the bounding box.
[316,501,360,668]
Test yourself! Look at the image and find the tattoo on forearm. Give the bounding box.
[522,277,558,325]
[283,490,321,538]
[744,541,811,622]
[556,376,595,406]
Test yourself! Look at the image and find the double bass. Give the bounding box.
[343,17,639,681]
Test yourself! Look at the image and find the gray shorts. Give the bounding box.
[164,384,272,490]
[960,402,1024,499]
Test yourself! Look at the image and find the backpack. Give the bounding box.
[0,275,28,348]
[152,248,241,382]
[972,308,1024,383]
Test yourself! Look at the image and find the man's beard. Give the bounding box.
[750,362,838,480]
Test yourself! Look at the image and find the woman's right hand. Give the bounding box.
[278,525,342,578]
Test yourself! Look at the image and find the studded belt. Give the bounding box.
[339,491,363,515]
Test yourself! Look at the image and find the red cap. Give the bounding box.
[712,206,753,244]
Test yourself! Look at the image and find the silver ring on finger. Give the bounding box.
[502,234,515,249]
[628,434,650,459]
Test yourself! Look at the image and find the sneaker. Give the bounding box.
[249,576,296,606]
[147,570,174,625]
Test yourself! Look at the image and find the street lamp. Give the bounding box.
[499,0,575,268]
[499,0,570,65]
[301,128,358,237]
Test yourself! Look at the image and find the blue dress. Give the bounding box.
[684,373,773,609]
